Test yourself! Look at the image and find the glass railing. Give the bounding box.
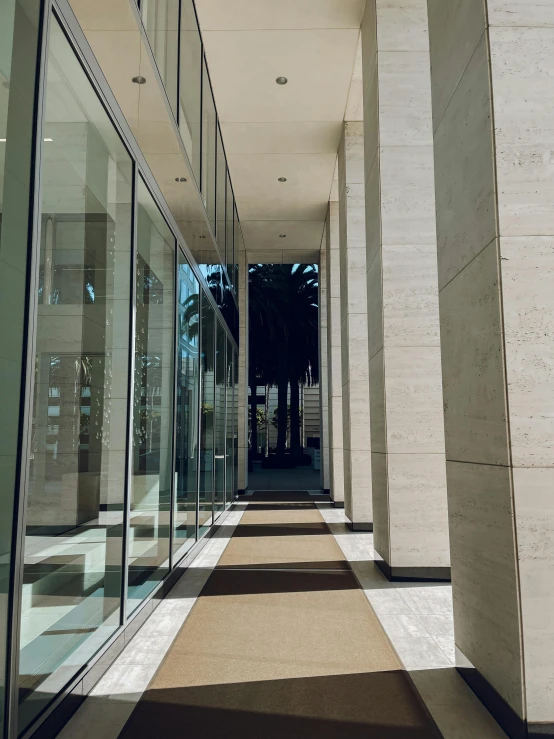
[138,0,242,298]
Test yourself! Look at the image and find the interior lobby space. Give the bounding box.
[1,1,553,738]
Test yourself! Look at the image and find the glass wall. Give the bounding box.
[138,0,239,309]
[0,0,42,729]
[18,17,132,731]
[214,319,226,516]
[128,177,174,612]
[226,338,234,505]
[199,292,214,533]
[201,60,216,234]
[233,348,239,495]
[226,174,234,285]
[141,0,179,117]
[179,0,202,186]
[216,124,227,265]
[174,252,199,561]
[0,6,240,737]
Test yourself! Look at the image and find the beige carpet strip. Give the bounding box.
[119,494,441,739]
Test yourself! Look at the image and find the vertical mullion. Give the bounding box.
[176,0,182,130]
[5,2,52,736]
[198,42,204,197]
[211,316,216,525]
[169,242,179,572]
[121,163,139,626]
[195,293,202,541]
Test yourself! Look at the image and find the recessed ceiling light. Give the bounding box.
[278,177,287,182]
[132,75,146,84]
[275,76,288,85]
[44,138,53,142]
[279,234,287,238]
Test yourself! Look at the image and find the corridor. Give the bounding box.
[59,494,506,739]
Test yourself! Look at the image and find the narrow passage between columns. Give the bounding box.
[118,492,441,738]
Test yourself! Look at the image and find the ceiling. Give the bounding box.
[194,0,365,263]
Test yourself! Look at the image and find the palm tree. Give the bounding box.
[248,263,319,461]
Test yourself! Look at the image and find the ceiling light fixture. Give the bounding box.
[278,177,287,182]
[275,76,288,85]
[0,138,52,143]
[279,234,287,238]
[175,177,187,182]
[132,75,146,84]
[44,138,53,142]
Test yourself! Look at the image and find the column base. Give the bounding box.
[331,500,344,509]
[456,652,553,739]
[346,521,372,532]
[375,559,451,583]
[237,489,246,496]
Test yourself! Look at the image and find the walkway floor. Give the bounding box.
[247,466,321,491]
[119,492,440,738]
[59,494,508,739]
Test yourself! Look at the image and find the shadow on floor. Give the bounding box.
[117,672,442,739]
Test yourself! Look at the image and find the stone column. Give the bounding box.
[361,0,449,580]
[338,122,372,530]
[428,2,554,735]
[237,249,248,493]
[325,201,345,506]
[318,227,330,494]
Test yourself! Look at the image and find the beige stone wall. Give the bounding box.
[362,0,449,572]
[338,122,372,527]
[429,0,554,724]
[325,202,345,504]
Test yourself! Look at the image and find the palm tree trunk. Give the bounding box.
[289,378,301,461]
[264,385,270,457]
[277,354,288,457]
[249,370,258,460]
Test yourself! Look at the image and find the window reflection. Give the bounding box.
[179,0,201,185]
[128,178,174,612]
[201,58,216,233]
[199,292,214,532]
[141,0,179,116]
[226,337,234,506]
[19,18,132,730]
[214,319,226,515]
[174,252,199,560]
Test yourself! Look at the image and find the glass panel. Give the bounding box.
[201,58,216,233]
[226,174,234,287]
[179,0,201,185]
[0,0,41,726]
[128,177,174,612]
[233,209,241,296]
[233,348,239,495]
[174,251,199,561]
[199,291,214,533]
[214,320,226,516]
[141,0,179,117]
[19,18,132,730]
[216,125,226,264]
[225,338,234,506]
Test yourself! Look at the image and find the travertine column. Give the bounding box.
[428,1,554,733]
[338,122,372,530]
[318,228,330,493]
[237,249,248,492]
[362,0,449,580]
[325,201,345,505]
